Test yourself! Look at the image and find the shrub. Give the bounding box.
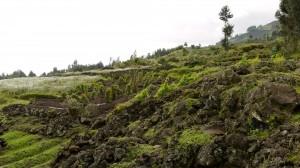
[65,96,83,116]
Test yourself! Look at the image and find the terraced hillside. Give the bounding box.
[1,42,300,167]
[0,131,65,168]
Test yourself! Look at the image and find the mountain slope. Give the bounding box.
[229,21,280,43]
[1,42,300,168]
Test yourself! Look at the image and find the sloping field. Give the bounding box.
[0,131,66,168]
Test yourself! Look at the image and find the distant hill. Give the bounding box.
[229,21,280,43]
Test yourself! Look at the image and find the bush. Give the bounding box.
[66,96,83,116]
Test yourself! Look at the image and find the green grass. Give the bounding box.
[4,116,44,133]
[127,120,141,131]
[126,144,159,161]
[288,146,300,164]
[0,75,102,110]
[144,128,157,139]
[0,94,29,110]
[272,53,286,65]
[296,87,300,94]
[4,134,41,152]
[0,131,65,168]
[178,129,212,147]
[31,161,52,168]
[291,114,300,125]
[0,131,28,141]
[0,139,60,165]
[237,56,261,67]
[133,88,150,102]
[3,145,62,168]
[249,130,270,140]
[155,82,176,98]
[248,56,261,65]
[115,87,150,112]
[0,76,101,95]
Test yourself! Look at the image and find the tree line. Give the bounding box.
[0,70,36,80]
[0,60,105,80]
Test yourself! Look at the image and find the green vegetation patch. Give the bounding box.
[0,131,28,141]
[0,139,60,165]
[133,88,150,102]
[3,145,62,168]
[0,131,66,168]
[272,53,286,65]
[0,76,100,95]
[291,114,300,125]
[178,129,212,147]
[288,146,300,164]
[115,87,150,112]
[144,128,157,139]
[0,94,29,110]
[126,144,159,161]
[18,93,61,100]
[0,76,101,110]
[127,120,142,131]
[155,82,176,98]
[295,87,300,94]
[4,134,41,152]
[237,56,261,67]
[249,129,270,140]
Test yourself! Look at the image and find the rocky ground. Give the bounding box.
[1,43,300,168]
[51,69,300,168]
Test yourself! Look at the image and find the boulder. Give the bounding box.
[196,143,225,167]
[245,82,299,129]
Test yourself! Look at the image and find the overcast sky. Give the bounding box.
[0,0,280,75]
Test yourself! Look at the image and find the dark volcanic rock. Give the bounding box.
[0,138,7,150]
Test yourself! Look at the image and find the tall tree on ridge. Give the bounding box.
[219,5,234,50]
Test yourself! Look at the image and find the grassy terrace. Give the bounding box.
[0,75,103,109]
[0,131,66,168]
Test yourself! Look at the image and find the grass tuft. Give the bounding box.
[178,129,212,147]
